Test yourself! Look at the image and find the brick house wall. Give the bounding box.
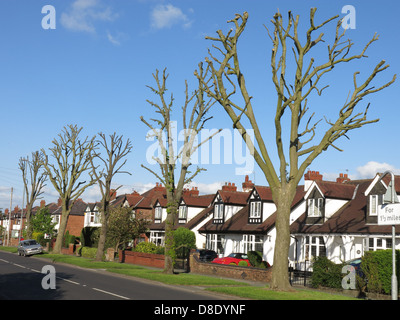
[65,215,85,237]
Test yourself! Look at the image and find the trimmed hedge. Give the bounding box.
[80,247,98,259]
[361,249,400,294]
[133,242,164,254]
[311,256,344,289]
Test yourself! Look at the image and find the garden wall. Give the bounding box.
[189,253,272,283]
[119,250,165,269]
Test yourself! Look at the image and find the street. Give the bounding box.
[0,250,222,300]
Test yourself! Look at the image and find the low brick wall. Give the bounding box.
[119,250,165,269]
[189,253,272,283]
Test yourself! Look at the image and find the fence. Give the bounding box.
[289,260,313,287]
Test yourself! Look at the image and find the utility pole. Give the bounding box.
[7,187,13,246]
[19,158,28,243]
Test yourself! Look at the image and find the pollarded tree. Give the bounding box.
[141,67,220,274]
[41,124,98,254]
[90,132,133,261]
[196,9,396,290]
[19,151,47,239]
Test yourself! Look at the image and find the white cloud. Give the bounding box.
[356,161,400,179]
[61,0,118,33]
[150,4,193,30]
[107,31,120,45]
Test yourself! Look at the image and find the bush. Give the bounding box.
[80,227,99,247]
[311,256,344,289]
[134,242,164,254]
[361,250,400,294]
[238,260,248,267]
[174,227,196,250]
[247,251,269,268]
[80,247,98,259]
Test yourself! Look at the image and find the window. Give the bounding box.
[150,231,164,246]
[304,236,326,260]
[250,202,261,218]
[206,234,225,255]
[154,206,162,221]
[242,234,264,255]
[249,201,262,223]
[308,198,324,217]
[369,195,383,216]
[367,237,392,251]
[213,203,224,223]
[178,205,188,220]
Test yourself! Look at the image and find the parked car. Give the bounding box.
[17,239,43,257]
[197,249,218,262]
[212,253,251,266]
[346,258,364,277]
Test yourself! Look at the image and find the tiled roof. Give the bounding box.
[291,179,400,235]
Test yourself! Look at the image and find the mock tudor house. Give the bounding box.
[291,171,400,271]
[198,170,400,269]
[145,183,214,248]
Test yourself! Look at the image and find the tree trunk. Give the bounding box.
[96,217,107,261]
[53,211,69,254]
[163,204,177,274]
[270,186,296,291]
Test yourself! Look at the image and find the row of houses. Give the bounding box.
[1,170,399,270]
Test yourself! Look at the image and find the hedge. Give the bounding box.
[361,249,400,294]
[80,247,98,259]
[311,256,344,289]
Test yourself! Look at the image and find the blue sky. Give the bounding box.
[0,0,399,210]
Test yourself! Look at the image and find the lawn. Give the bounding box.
[0,248,359,300]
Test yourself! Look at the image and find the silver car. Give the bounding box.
[18,239,43,257]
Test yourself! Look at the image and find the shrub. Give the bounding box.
[311,256,344,289]
[80,246,98,259]
[174,227,196,250]
[134,242,162,254]
[247,251,261,267]
[361,250,400,294]
[238,260,248,267]
[80,227,99,247]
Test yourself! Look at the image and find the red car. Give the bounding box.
[211,253,251,266]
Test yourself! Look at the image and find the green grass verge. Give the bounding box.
[0,248,360,300]
[206,286,359,300]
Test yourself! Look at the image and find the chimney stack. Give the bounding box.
[336,173,351,183]
[222,182,237,192]
[40,200,46,208]
[242,175,254,192]
[304,170,323,192]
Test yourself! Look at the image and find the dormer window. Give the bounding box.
[178,205,188,223]
[249,201,262,223]
[154,206,162,222]
[369,194,383,216]
[308,198,324,217]
[213,203,224,224]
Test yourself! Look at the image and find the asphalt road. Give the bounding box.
[0,250,224,301]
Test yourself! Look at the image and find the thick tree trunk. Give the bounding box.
[270,186,296,291]
[96,214,107,261]
[53,211,69,254]
[163,204,177,274]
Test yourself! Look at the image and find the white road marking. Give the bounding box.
[92,288,130,300]
[57,276,81,286]
[0,255,130,300]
